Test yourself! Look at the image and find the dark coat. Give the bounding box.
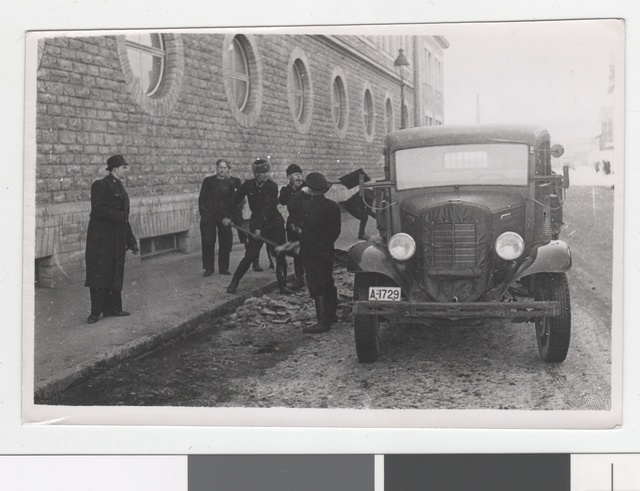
[227,178,284,231]
[279,182,308,232]
[84,174,137,290]
[289,192,341,257]
[198,175,240,224]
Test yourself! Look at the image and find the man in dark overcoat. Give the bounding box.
[85,155,139,324]
[278,163,307,289]
[222,158,291,295]
[288,172,342,333]
[198,159,240,276]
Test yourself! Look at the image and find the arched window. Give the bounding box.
[223,34,263,127]
[363,86,375,141]
[116,33,185,117]
[125,33,165,96]
[332,76,345,128]
[291,60,304,120]
[287,49,314,134]
[229,37,250,111]
[385,97,394,133]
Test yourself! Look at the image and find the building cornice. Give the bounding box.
[318,35,414,89]
[434,36,450,49]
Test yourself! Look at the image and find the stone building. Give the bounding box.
[33,32,448,287]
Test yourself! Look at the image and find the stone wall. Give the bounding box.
[34,33,444,286]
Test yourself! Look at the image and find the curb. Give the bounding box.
[34,280,280,402]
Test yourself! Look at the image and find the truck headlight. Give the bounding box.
[495,231,524,260]
[388,233,416,261]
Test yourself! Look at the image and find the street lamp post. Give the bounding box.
[394,48,410,129]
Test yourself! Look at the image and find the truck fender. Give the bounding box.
[509,240,572,285]
[346,241,410,291]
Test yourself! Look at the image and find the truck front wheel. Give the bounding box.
[534,272,571,363]
[353,273,381,363]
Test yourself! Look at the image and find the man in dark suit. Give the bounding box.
[84,154,139,324]
[229,165,267,272]
[198,159,240,276]
[222,159,291,295]
[288,172,341,333]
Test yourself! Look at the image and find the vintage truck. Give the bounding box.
[347,124,571,363]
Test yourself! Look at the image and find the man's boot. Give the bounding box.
[226,276,240,294]
[290,258,305,289]
[326,286,338,323]
[252,257,263,272]
[303,297,331,333]
[276,259,293,294]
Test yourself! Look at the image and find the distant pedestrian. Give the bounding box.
[594,161,600,173]
[198,159,240,276]
[223,159,292,294]
[84,154,139,324]
[278,163,307,289]
[603,160,611,175]
[288,172,341,333]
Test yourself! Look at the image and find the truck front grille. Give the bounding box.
[432,223,477,267]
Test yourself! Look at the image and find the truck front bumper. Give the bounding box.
[353,300,561,319]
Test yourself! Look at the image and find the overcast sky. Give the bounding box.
[441,20,623,147]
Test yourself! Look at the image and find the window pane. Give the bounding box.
[386,98,393,133]
[125,33,165,96]
[332,78,343,127]
[396,144,529,189]
[292,61,304,121]
[364,89,374,135]
[230,37,250,111]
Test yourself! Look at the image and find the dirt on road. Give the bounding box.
[45,185,615,412]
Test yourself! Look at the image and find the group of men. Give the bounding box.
[202,157,342,334]
[84,154,342,334]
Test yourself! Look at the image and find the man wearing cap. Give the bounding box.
[222,158,291,295]
[198,159,240,277]
[84,154,139,324]
[287,172,341,333]
[278,163,307,289]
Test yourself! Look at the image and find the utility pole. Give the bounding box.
[476,94,480,123]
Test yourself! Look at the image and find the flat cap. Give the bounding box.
[306,172,330,191]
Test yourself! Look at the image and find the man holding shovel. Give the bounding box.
[222,158,292,295]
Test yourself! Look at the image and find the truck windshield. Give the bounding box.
[395,143,529,189]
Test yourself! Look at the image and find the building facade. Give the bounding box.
[34,32,447,287]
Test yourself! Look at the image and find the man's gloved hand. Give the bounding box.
[222,218,231,226]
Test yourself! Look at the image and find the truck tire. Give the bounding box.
[534,272,571,363]
[353,273,381,363]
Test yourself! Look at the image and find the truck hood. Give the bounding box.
[401,191,524,215]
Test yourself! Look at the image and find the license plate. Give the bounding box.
[368,287,401,301]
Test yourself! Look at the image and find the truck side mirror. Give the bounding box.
[562,165,570,189]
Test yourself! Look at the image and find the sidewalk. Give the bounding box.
[33,215,370,401]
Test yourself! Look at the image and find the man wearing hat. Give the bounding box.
[198,158,240,276]
[287,172,341,333]
[278,163,307,289]
[84,154,139,324]
[222,158,291,295]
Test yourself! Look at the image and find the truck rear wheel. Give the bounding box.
[534,273,571,363]
[353,273,381,363]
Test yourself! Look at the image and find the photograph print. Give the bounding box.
[24,20,623,428]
